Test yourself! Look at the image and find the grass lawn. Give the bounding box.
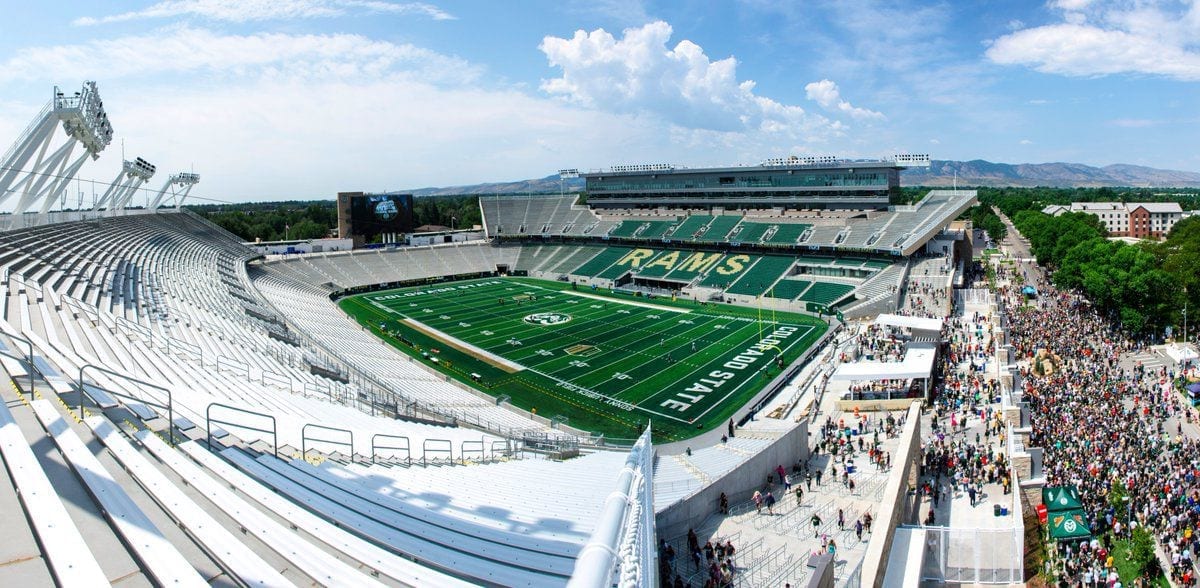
[1110,538,1169,587]
[338,276,829,442]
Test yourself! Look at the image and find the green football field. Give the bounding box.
[338,277,828,442]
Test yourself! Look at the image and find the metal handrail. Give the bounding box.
[78,363,174,445]
[0,331,35,396]
[301,423,354,462]
[370,433,411,464]
[206,402,277,457]
[460,439,485,464]
[422,438,452,466]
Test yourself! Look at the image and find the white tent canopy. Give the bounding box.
[874,314,943,333]
[830,342,938,382]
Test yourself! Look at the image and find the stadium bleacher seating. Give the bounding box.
[667,215,711,239]
[0,209,660,586]
[0,183,971,585]
[798,282,855,306]
[481,190,974,258]
[731,221,772,243]
[261,242,517,290]
[639,220,676,239]
[724,255,796,297]
[767,278,813,301]
[698,215,742,242]
[568,247,632,278]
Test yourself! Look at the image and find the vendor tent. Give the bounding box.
[1042,486,1083,512]
[1048,509,1092,541]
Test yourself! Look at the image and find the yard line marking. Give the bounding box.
[562,290,690,313]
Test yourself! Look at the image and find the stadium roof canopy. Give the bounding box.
[873,314,942,333]
[829,341,938,382]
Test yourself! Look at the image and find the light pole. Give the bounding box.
[558,168,579,198]
[450,216,456,232]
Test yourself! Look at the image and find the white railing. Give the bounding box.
[569,426,655,588]
[916,525,1023,584]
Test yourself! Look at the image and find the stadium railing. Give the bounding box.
[568,426,656,588]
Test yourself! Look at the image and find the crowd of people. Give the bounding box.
[852,323,910,363]
[657,531,739,588]
[1001,260,1200,586]
[898,255,954,319]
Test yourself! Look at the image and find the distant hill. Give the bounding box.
[402,174,583,197]
[395,160,1200,196]
[901,160,1200,188]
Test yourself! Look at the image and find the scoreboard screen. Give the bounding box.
[343,193,414,240]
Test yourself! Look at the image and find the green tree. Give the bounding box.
[1130,526,1158,578]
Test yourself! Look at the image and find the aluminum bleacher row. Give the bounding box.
[480,190,975,255]
[259,241,519,291]
[0,210,654,586]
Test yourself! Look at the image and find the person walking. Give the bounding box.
[811,513,822,538]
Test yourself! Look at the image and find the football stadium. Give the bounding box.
[0,83,1026,588]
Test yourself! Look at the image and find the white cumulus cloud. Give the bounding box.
[73,0,454,26]
[0,26,478,86]
[538,21,840,136]
[987,1,1200,81]
[804,79,885,121]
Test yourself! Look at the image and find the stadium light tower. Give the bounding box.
[558,168,579,198]
[0,81,114,214]
[93,157,156,210]
[149,172,200,210]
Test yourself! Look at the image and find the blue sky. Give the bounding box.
[0,0,1196,204]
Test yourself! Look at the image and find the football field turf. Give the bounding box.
[338,277,829,442]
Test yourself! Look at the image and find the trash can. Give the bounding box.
[1001,507,1009,516]
[994,504,1001,517]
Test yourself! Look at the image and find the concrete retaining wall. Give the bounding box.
[860,401,923,587]
[654,419,809,538]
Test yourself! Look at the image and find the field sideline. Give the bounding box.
[339,277,829,441]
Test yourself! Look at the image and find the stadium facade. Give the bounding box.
[582,156,928,210]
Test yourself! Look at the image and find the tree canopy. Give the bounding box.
[997,189,1196,336]
[190,194,484,243]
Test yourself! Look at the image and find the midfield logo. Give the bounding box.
[523,312,572,326]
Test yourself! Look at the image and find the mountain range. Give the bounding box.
[902,160,1200,188]
[400,159,1200,196]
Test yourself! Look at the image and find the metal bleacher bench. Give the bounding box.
[85,417,291,587]
[0,398,108,586]
[173,440,467,587]
[222,447,568,587]
[28,399,207,587]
